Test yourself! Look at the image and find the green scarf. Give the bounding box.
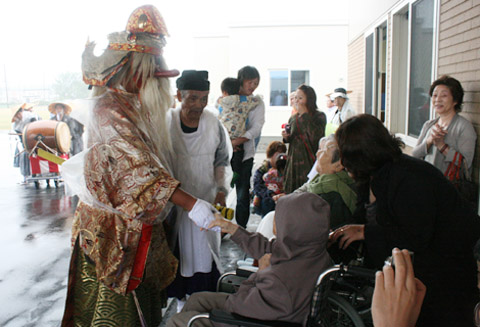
[306,170,357,214]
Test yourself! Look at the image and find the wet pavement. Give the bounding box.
[0,131,270,327]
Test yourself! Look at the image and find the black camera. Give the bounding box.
[384,250,414,267]
[275,153,287,172]
[285,124,291,134]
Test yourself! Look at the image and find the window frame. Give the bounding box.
[364,16,388,123]
[268,69,310,108]
[390,0,439,147]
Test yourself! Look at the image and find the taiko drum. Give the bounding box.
[22,120,71,154]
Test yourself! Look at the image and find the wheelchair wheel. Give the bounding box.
[317,292,365,327]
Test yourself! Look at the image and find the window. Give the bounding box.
[269,70,310,106]
[376,23,387,123]
[270,71,288,106]
[390,0,436,141]
[407,0,435,137]
[291,71,309,92]
[365,34,374,116]
[364,22,387,122]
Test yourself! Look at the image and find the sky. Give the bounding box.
[0,0,348,90]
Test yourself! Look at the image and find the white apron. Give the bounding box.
[168,108,224,277]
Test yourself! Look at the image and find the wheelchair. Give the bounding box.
[187,263,376,327]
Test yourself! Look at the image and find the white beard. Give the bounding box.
[139,76,173,172]
[90,52,175,172]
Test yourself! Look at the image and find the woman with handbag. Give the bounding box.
[412,75,476,177]
[282,84,326,193]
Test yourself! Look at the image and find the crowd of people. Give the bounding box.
[33,4,480,327]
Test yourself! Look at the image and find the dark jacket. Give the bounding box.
[253,160,272,199]
[51,115,84,155]
[365,154,480,327]
[252,160,276,216]
[224,193,332,325]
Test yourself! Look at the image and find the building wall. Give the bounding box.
[437,0,480,181]
[193,35,230,105]
[193,24,349,136]
[228,24,348,103]
[348,0,401,42]
[347,35,365,114]
[347,0,480,201]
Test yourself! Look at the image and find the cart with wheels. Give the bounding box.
[22,120,71,189]
[28,152,69,188]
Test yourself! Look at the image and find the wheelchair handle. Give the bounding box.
[344,265,377,279]
[316,265,342,285]
[315,264,377,286]
[187,313,209,327]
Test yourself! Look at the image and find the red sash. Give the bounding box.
[126,223,152,292]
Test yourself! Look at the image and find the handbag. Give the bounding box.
[444,152,478,211]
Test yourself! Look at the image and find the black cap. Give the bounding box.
[176,70,210,91]
[334,87,347,94]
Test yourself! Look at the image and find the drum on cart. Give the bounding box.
[22,120,71,154]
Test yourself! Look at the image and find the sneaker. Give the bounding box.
[176,298,186,312]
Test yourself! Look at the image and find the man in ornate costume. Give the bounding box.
[166,70,232,311]
[61,5,218,327]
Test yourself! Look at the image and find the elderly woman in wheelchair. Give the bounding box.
[167,192,332,326]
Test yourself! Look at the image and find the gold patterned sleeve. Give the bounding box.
[84,132,180,225]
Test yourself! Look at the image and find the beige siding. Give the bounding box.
[348,35,365,114]
[438,0,480,182]
[346,0,479,188]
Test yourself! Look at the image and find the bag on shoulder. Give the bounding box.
[444,152,478,211]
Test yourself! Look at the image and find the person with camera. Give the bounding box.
[252,141,287,217]
[330,114,480,326]
[372,248,427,327]
[282,84,326,194]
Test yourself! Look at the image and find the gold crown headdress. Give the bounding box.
[82,5,178,87]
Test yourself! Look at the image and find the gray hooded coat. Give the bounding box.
[223,192,332,325]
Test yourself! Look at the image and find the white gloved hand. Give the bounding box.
[188,199,221,232]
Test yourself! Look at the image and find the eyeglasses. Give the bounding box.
[475,302,480,327]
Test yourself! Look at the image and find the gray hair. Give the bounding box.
[319,134,340,164]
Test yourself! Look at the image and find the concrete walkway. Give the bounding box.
[0,132,276,327]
